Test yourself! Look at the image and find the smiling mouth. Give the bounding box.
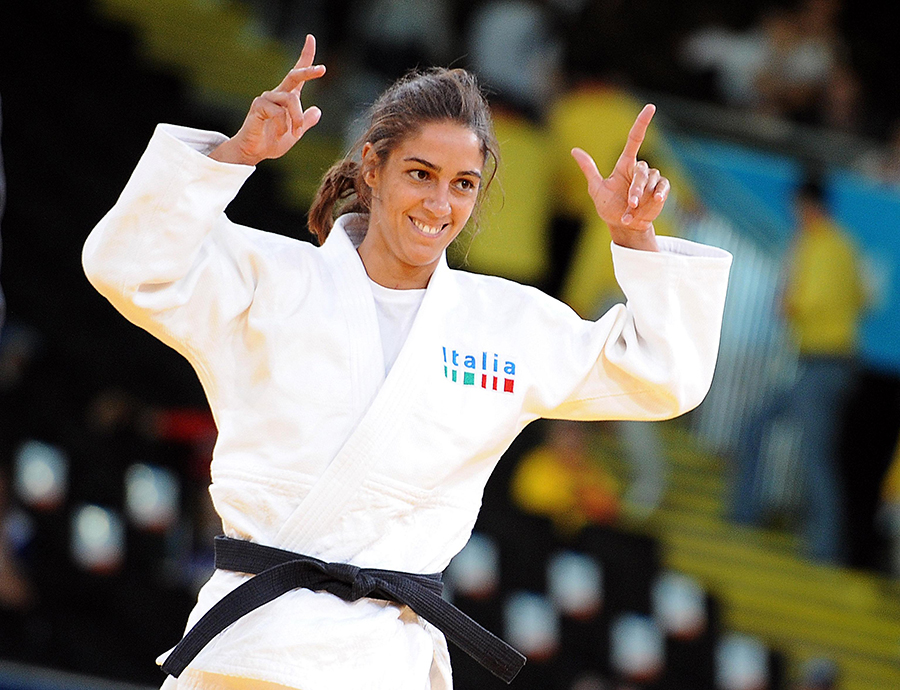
[411,217,448,236]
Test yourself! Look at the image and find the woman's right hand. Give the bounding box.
[571,104,665,252]
[209,34,325,166]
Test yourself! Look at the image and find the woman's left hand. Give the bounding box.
[571,104,669,251]
[210,34,325,166]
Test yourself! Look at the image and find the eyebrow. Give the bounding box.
[403,156,482,179]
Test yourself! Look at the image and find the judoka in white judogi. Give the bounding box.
[82,38,732,690]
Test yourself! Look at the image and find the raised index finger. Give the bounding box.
[293,33,317,70]
[274,34,323,92]
[614,103,656,172]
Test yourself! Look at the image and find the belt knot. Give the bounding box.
[323,561,378,600]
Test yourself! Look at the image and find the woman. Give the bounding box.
[83,35,731,690]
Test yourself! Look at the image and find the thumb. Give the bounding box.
[571,147,603,188]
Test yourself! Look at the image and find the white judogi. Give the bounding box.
[82,124,732,690]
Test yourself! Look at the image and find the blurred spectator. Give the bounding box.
[511,420,621,535]
[334,0,457,146]
[462,11,654,299]
[544,73,693,518]
[351,0,455,82]
[679,7,773,109]
[453,96,556,289]
[680,0,847,125]
[465,0,565,122]
[731,172,866,564]
[754,0,846,123]
[548,80,653,309]
[545,72,694,314]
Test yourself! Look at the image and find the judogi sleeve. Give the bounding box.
[525,236,732,423]
[82,124,258,371]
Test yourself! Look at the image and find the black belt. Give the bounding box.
[161,536,526,683]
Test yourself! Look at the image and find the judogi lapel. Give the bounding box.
[275,217,449,553]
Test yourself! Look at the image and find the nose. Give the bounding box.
[423,185,452,218]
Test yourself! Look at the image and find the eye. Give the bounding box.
[455,178,478,192]
[409,169,430,182]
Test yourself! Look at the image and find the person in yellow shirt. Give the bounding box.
[732,174,866,564]
[452,100,556,289]
[548,78,696,315]
[541,79,694,516]
[783,180,866,357]
[510,420,621,536]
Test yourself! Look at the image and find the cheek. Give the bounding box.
[454,197,478,224]
[372,186,409,222]
[385,185,421,216]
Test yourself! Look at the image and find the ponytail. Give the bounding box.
[307,157,368,245]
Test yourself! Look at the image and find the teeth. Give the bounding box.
[412,218,443,235]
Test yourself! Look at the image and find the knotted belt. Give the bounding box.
[161,536,526,683]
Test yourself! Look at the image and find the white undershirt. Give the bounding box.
[368,278,426,375]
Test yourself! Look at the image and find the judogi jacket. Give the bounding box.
[82,124,732,690]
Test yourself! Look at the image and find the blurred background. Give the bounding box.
[1,0,899,689]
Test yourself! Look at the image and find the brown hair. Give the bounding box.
[307,67,499,245]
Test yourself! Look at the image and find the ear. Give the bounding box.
[361,142,378,188]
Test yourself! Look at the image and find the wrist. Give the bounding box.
[208,138,259,166]
[609,224,659,252]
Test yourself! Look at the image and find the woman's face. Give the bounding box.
[358,120,484,289]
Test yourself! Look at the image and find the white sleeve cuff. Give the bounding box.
[655,235,732,260]
[157,123,234,158]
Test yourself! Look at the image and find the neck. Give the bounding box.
[357,238,436,290]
